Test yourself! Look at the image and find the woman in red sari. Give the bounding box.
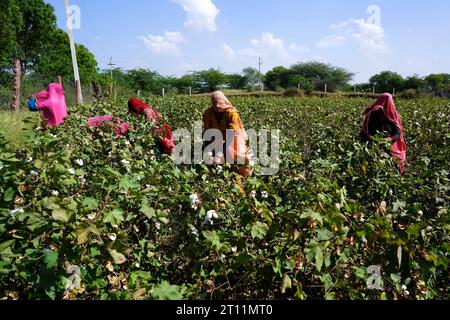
[128,98,175,155]
[361,93,407,173]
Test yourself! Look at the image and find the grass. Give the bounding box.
[0,111,40,146]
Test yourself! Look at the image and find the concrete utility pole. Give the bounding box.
[258,57,263,92]
[64,0,83,104]
[107,57,116,80]
[107,57,116,95]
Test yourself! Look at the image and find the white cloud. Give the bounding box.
[250,32,286,53]
[222,43,236,60]
[289,43,310,53]
[173,0,219,33]
[317,18,390,55]
[220,33,309,72]
[247,33,308,60]
[351,19,389,54]
[316,35,346,48]
[138,31,185,56]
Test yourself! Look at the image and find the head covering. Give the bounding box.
[87,116,129,136]
[211,91,236,113]
[363,93,407,173]
[128,98,150,115]
[33,83,68,127]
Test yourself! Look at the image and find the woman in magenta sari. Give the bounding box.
[361,93,407,173]
[31,83,68,127]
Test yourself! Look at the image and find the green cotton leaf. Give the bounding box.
[281,274,292,294]
[77,228,90,245]
[397,246,402,268]
[104,167,122,178]
[34,159,43,169]
[52,208,69,223]
[0,240,15,256]
[315,246,324,272]
[41,197,60,210]
[300,209,323,225]
[119,176,140,191]
[82,197,99,211]
[393,200,406,212]
[151,281,185,300]
[4,187,15,202]
[251,222,269,240]
[316,229,335,241]
[140,203,156,219]
[355,267,366,279]
[103,208,125,226]
[108,249,127,265]
[43,251,58,269]
[202,230,226,252]
[158,217,170,225]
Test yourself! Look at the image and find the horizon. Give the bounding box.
[46,0,450,83]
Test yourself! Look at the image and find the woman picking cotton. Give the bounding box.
[29,83,68,127]
[203,91,254,178]
[360,93,407,173]
[128,98,175,155]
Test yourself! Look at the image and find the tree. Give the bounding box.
[193,68,227,92]
[242,67,263,88]
[425,74,450,97]
[175,74,195,94]
[1,0,58,111]
[34,29,98,85]
[0,0,21,70]
[290,62,353,92]
[264,62,353,92]
[287,75,311,90]
[403,74,425,91]
[264,66,290,91]
[126,69,164,95]
[369,71,405,94]
[227,73,247,90]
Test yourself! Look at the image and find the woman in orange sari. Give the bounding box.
[203,91,253,177]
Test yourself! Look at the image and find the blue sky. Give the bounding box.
[46,0,450,83]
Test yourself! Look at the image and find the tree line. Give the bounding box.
[1,0,449,111]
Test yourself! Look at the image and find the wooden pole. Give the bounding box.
[11,59,22,112]
[57,76,62,86]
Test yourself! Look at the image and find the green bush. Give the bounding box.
[399,89,419,99]
[283,88,304,97]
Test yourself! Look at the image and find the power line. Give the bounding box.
[76,0,111,61]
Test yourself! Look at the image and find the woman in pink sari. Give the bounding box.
[361,93,407,173]
[32,83,68,127]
